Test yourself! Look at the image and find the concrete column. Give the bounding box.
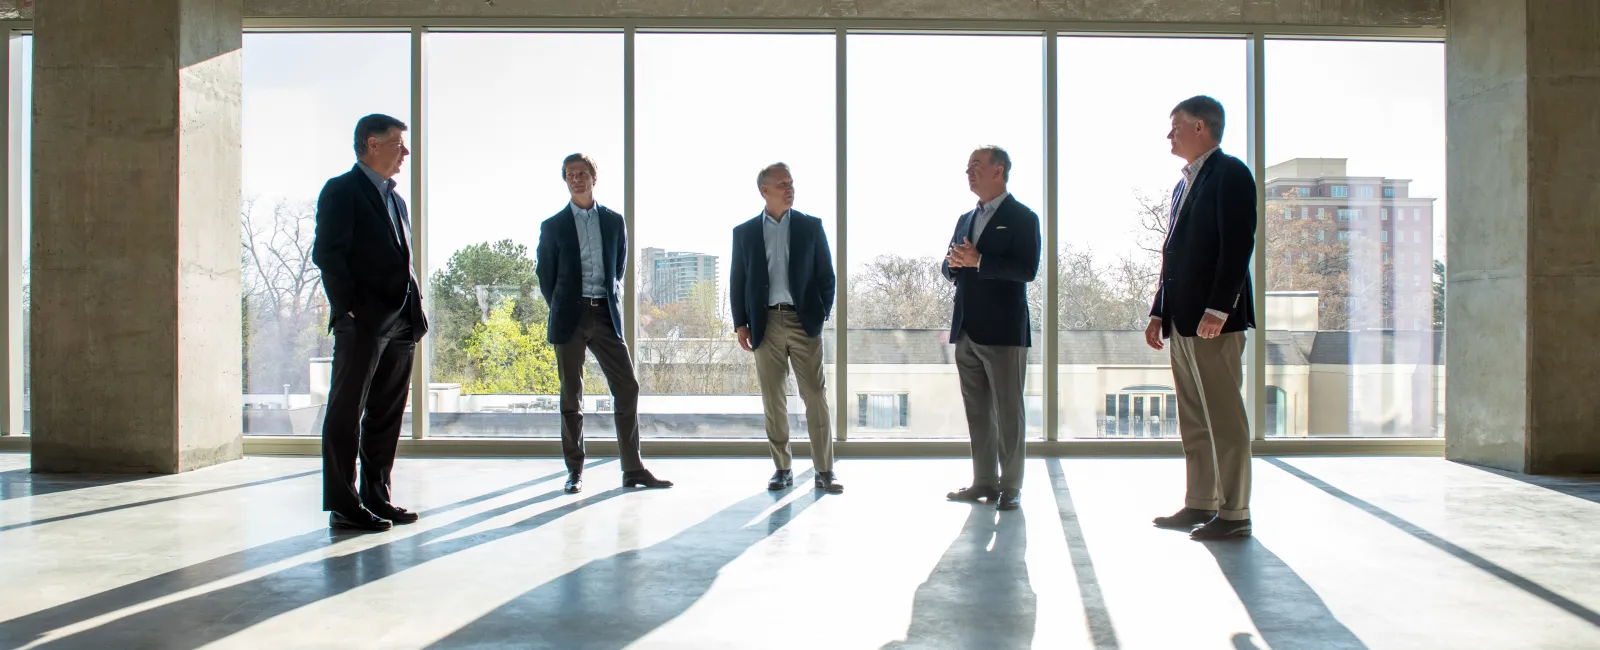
[31,0,243,473]
[1447,0,1600,474]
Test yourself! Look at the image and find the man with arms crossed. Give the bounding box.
[313,114,429,532]
[942,146,1041,512]
[537,154,673,494]
[731,163,842,493]
[1146,95,1258,541]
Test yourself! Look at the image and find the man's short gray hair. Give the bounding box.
[975,145,1011,182]
[1171,95,1226,141]
[757,162,791,187]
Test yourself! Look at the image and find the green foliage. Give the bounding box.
[462,299,561,395]
[429,240,545,386]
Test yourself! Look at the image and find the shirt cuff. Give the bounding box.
[1205,309,1229,320]
[1149,316,1161,323]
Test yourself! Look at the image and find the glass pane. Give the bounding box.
[1055,36,1247,438]
[1264,40,1445,437]
[423,32,623,437]
[241,33,411,436]
[11,35,29,434]
[635,34,835,438]
[847,34,1043,439]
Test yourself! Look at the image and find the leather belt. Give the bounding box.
[769,303,797,312]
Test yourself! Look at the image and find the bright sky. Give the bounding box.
[237,32,1445,293]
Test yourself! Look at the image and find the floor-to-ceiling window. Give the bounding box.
[846,34,1045,439]
[220,26,1444,445]
[10,33,28,435]
[423,32,623,438]
[634,32,836,438]
[240,32,411,435]
[1263,39,1446,437]
[1054,36,1247,438]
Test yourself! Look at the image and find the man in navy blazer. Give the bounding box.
[312,114,430,533]
[536,153,671,494]
[730,163,841,493]
[942,146,1041,512]
[1146,96,1257,541]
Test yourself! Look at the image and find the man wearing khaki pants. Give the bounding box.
[731,163,842,493]
[1146,96,1257,541]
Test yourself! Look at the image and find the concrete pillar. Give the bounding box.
[1447,0,1600,474]
[31,0,243,472]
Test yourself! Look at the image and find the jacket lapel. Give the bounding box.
[598,207,618,286]
[1169,151,1222,245]
[351,165,408,255]
[557,206,581,275]
[786,214,808,291]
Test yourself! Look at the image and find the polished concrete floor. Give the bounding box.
[1,453,1597,650]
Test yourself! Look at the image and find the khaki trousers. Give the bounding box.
[955,333,1028,491]
[1169,330,1251,520]
[755,309,833,472]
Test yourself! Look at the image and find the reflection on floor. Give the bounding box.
[1,454,1597,649]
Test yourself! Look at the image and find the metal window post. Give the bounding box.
[409,24,430,439]
[1247,32,1267,441]
[834,28,849,442]
[1043,31,1059,442]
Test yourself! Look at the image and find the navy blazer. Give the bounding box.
[730,211,836,350]
[942,195,1041,347]
[311,164,428,340]
[536,204,627,345]
[1149,150,1257,338]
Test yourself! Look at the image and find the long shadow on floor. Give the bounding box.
[1203,538,1368,650]
[880,505,1036,650]
[1267,457,1600,629]
[1044,458,1120,649]
[427,473,828,649]
[0,470,322,531]
[1467,465,1600,506]
[0,461,612,650]
[0,469,145,500]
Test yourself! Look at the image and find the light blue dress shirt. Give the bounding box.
[763,210,794,306]
[571,201,608,299]
[357,161,405,249]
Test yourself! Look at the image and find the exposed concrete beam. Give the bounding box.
[0,0,1446,27]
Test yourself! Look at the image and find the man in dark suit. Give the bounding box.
[536,153,672,494]
[942,146,1041,512]
[1145,95,1257,541]
[312,114,430,532]
[730,163,842,493]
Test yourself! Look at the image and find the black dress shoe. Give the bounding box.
[946,485,1000,503]
[1191,517,1252,540]
[330,510,392,533]
[623,469,673,489]
[1153,507,1218,530]
[564,474,583,494]
[814,471,844,494]
[996,489,1022,511]
[368,504,419,524]
[767,469,794,491]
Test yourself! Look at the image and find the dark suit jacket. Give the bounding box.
[536,204,627,345]
[312,164,428,341]
[1150,149,1258,338]
[942,195,1041,347]
[729,211,836,350]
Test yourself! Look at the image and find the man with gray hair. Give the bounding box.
[313,113,430,532]
[731,163,841,493]
[1146,95,1257,540]
[943,146,1041,511]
